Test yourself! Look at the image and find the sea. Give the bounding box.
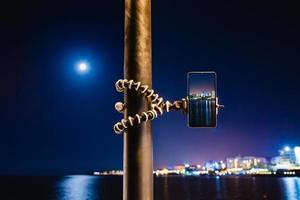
[1,175,300,200]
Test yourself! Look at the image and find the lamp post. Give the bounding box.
[118,1,224,199]
[123,0,153,200]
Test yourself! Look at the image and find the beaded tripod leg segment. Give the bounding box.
[113,79,187,134]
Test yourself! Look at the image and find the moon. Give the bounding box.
[76,62,90,74]
[79,63,87,71]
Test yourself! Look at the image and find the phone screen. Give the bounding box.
[188,72,217,127]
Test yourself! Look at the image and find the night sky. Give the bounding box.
[1,0,300,175]
[189,72,216,94]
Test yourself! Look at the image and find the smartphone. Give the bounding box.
[187,72,217,127]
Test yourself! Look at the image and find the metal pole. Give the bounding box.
[123,0,153,200]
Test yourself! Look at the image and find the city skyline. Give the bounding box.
[98,145,300,175]
[155,145,300,169]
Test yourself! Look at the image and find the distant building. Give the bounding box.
[174,165,185,171]
[211,90,216,98]
[295,147,300,164]
[204,160,226,171]
[190,91,215,99]
[271,146,300,169]
[226,156,242,169]
[226,156,267,170]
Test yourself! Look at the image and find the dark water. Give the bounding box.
[189,99,216,127]
[1,175,300,200]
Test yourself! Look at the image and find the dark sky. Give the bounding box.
[1,0,300,174]
[189,72,215,94]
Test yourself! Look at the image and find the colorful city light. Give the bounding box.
[284,146,291,152]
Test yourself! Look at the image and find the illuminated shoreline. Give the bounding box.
[94,146,300,177]
[93,169,300,177]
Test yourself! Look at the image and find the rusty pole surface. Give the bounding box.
[123,0,153,200]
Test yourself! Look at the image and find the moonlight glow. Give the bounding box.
[79,63,87,71]
[76,62,90,74]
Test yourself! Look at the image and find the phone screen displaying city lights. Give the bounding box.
[188,72,217,127]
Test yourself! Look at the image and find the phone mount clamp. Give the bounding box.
[113,79,224,134]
